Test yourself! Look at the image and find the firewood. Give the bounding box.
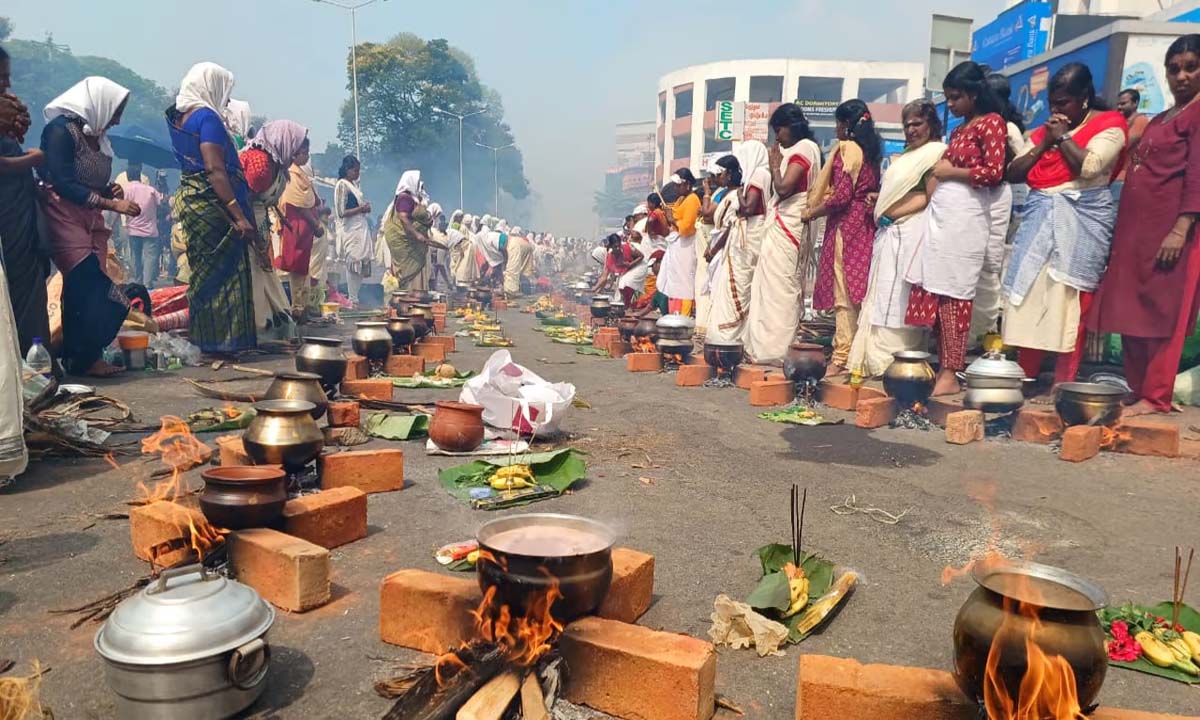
[455,670,520,720]
[519,673,548,720]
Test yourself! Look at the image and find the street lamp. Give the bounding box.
[475,142,514,216]
[310,0,389,161]
[432,105,488,211]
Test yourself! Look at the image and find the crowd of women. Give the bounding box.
[593,33,1200,417]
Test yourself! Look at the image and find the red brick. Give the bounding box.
[424,334,455,353]
[734,364,769,390]
[750,379,796,406]
[379,569,479,653]
[560,616,716,720]
[945,410,984,445]
[318,448,404,494]
[796,655,974,720]
[217,434,252,466]
[856,397,899,429]
[431,302,448,314]
[1012,408,1064,444]
[925,397,964,427]
[129,501,206,565]
[593,327,619,348]
[344,354,367,381]
[339,378,393,401]
[432,315,446,333]
[327,401,361,429]
[493,300,508,311]
[413,342,446,363]
[281,487,367,549]
[817,380,859,410]
[597,548,654,623]
[1060,425,1101,463]
[229,528,330,612]
[607,338,631,359]
[856,384,889,403]
[627,352,662,373]
[1113,419,1181,458]
[385,354,425,377]
[676,363,714,387]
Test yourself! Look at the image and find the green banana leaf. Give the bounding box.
[1099,602,1200,684]
[758,407,843,427]
[389,370,475,389]
[364,413,429,440]
[552,337,592,345]
[575,347,608,357]
[438,448,587,509]
[750,543,838,643]
[187,405,256,433]
[540,317,578,327]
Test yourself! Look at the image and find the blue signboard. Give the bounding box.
[972,0,1053,72]
[1171,7,1200,22]
[1008,37,1111,130]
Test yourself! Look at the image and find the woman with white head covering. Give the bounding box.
[705,143,770,346]
[383,170,444,290]
[332,154,373,306]
[225,98,252,149]
[453,213,479,285]
[503,223,536,296]
[40,76,137,376]
[167,61,258,356]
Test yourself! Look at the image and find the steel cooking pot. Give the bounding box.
[655,314,695,342]
[1055,382,1124,427]
[95,564,275,719]
[589,295,612,319]
[960,353,1030,413]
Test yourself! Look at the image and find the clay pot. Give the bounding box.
[199,466,287,530]
[295,337,346,395]
[783,343,827,385]
[264,372,328,420]
[429,401,485,452]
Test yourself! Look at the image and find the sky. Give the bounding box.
[5,0,1002,236]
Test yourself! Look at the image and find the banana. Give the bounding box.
[488,464,536,490]
[1138,632,1200,675]
[781,563,810,618]
[1182,631,1200,663]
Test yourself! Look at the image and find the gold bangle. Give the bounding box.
[226,198,239,208]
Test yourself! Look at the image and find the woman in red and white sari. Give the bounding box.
[706,142,770,346]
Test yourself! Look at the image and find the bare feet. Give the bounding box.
[1123,399,1168,417]
[84,360,124,378]
[930,369,961,397]
[826,363,847,378]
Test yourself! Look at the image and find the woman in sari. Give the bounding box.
[453,213,480,286]
[240,119,309,339]
[746,103,822,365]
[333,155,373,307]
[39,77,137,376]
[503,224,535,296]
[905,61,1009,396]
[167,62,257,355]
[384,170,443,290]
[847,101,945,378]
[660,169,700,315]
[706,142,770,346]
[274,142,323,318]
[806,99,883,376]
[1090,34,1200,416]
[1003,63,1125,392]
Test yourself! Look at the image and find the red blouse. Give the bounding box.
[946,113,1007,188]
[239,148,274,194]
[787,154,812,192]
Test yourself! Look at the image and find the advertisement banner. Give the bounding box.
[1121,34,1172,115]
[743,102,772,143]
[1008,37,1111,130]
[972,0,1052,71]
[715,100,744,141]
[621,167,653,194]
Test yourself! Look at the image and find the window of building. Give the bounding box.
[858,78,908,105]
[811,125,838,154]
[796,76,843,121]
[704,136,732,154]
[749,75,783,103]
[658,94,667,123]
[674,87,693,118]
[673,133,691,160]
[705,77,736,111]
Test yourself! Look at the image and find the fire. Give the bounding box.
[138,416,227,564]
[1098,425,1129,450]
[467,551,564,668]
[633,336,656,353]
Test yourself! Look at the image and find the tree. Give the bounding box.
[0,16,13,42]
[339,33,530,220]
[592,188,642,224]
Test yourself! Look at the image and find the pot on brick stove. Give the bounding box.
[959,352,1031,414]
[242,400,324,473]
[590,295,612,319]
[409,304,434,341]
[617,316,639,342]
[476,513,616,622]
[783,342,827,386]
[655,314,695,343]
[294,337,345,396]
[703,342,743,374]
[264,371,327,420]
[883,351,936,409]
[95,564,274,720]
[389,291,413,317]
[386,316,416,352]
[352,321,392,363]
[953,556,1108,713]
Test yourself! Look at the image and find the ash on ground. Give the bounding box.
[703,375,735,388]
[984,414,1015,439]
[891,409,936,431]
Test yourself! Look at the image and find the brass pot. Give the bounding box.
[386,316,416,352]
[295,337,345,394]
[352,321,393,362]
[1055,382,1124,427]
[242,400,324,472]
[264,372,328,420]
[953,557,1108,710]
[389,291,412,317]
[409,304,434,341]
[783,343,827,385]
[633,318,658,341]
[199,466,287,530]
[617,316,639,342]
[883,351,936,408]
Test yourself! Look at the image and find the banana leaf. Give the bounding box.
[364,413,430,440]
[437,448,587,509]
[552,337,592,345]
[540,317,578,327]
[389,370,475,389]
[186,405,255,433]
[575,347,609,357]
[750,543,838,643]
[1099,602,1200,684]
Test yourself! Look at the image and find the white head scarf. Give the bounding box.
[225,98,252,137]
[497,220,510,233]
[736,140,772,193]
[175,62,235,122]
[462,213,474,224]
[511,226,522,236]
[428,202,443,218]
[248,119,308,167]
[395,170,420,196]
[43,76,131,157]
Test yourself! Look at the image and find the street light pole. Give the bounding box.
[432,106,488,210]
[475,142,514,215]
[311,0,388,160]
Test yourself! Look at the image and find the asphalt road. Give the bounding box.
[2,307,1198,719]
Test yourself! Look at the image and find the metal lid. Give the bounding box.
[301,336,342,347]
[253,399,317,416]
[964,352,1026,380]
[273,371,322,382]
[95,565,274,665]
[656,315,695,330]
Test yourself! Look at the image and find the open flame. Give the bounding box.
[633,336,656,353]
[469,552,564,669]
[138,416,227,564]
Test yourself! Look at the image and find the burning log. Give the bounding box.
[456,670,520,720]
[380,643,506,720]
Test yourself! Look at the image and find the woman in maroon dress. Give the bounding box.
[1090,34,1200,415]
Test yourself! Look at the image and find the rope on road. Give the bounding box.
[829,494,912,525]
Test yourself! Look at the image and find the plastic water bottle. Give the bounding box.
[25,338,52,378]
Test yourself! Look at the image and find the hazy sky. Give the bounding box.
[5,0,1001,235]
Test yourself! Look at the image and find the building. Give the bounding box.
[597,121,657,230]
[655,59,925,184]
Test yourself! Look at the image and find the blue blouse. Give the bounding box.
[166,107,250,216]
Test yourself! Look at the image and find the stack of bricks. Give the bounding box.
[413,341,446,364]
[385,354,424,377]
[378,548,717,720]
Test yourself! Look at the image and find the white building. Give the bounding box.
[655,59,925,183]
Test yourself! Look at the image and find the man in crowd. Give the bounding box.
[119,161,165,288]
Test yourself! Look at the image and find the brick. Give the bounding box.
[379,569,479,653]
[327,401,361,429]
[945,410,985,445]
[925,397,964,427]
[424,334,455,353]
[431,302,448,314]
[385,354,425,377]
[493,300,508,311]
[856,397,899,429]
[432,315,446,333]
[796,655,974,720]
[344,354,367,381]
[1060,425,1102,463]
[626,352,662,373]
[607,338,631,359]
[750,379,795,406]
[676,363,713,387]
[856,384,889,403]
[817,380,859,410]
[734,364,769,390]
[1112,419,1181,458]
[229,528,330,612]
[129,501,206,565]
[593,327,619,348]
[217,434,252,466]
[560,616,716,720]
[318,447,404,494]
[281,487,367,549]
[1012,408,1064,444]
[413,342,446,363]
[339,378,393,401]
[597,548,654,623]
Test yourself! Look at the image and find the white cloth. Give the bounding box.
[395,170,420,196]
[43,77,131,157]
[225,98,251,138]
[248,119,308,169]
[659,230,696,300]
[737,140,772,196]
[906,180,1008,301]
[478,231,505,267]
[0,262,27,483]
[334,178,372,266]
[708,190,766,345]
[175,62,234,121]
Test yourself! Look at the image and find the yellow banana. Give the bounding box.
[795,572,859,635]
[488,464,535,490]
[1138,632,1200,675]
[1182,631,1200,663]
[781,564,810,618]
